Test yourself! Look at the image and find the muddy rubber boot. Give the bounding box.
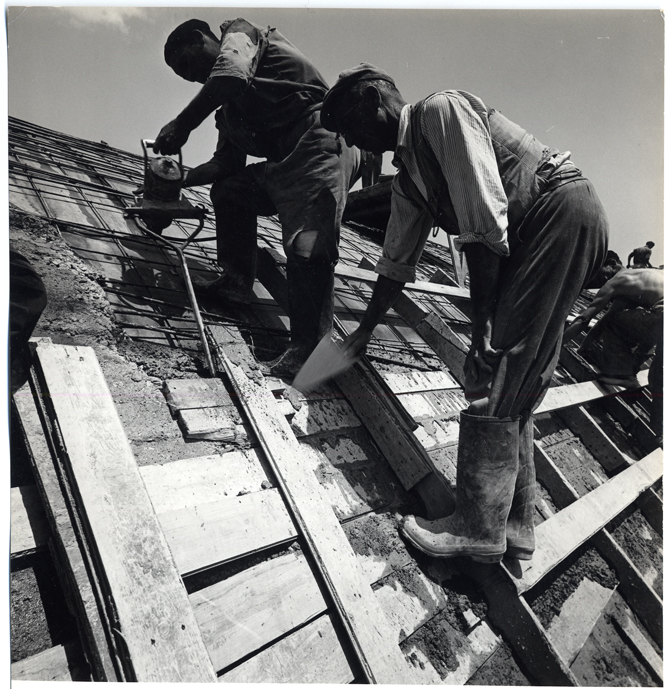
[505,413,536,560]
[213,203,258,301]
[400,411,519,563]
[266,259,335,377]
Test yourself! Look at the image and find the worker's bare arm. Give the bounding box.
[154,76,244,155]
[341,275,406,359]
[562,281,616,342]
[462,242,502,381]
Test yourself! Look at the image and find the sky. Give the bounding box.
[5,4,665,263]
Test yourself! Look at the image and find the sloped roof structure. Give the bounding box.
[9,116,663,685]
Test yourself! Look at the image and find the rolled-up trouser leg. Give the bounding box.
[400,412,519,563]
[505,411,536,559]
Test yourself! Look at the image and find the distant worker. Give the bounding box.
[563,268,663,438]
[320,64,608,563]
[627,241,655,269]
[153,18,360,374]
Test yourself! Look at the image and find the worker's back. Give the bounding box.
[609,268,663,307]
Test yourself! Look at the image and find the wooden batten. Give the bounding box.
[263,244,470,300]
[532,443,663,647]
[536,370,649,415]
[208,324,413,684]
[31,343,217,683]
[511,447,663,595]
[163,377,232,411]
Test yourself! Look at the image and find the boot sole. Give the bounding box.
[401,529,506,563]
[505,546,534,561]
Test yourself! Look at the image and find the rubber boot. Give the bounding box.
[505,412,536,560]
[266,259,335,376]
[193,202,258,304]
[400,411,519,563]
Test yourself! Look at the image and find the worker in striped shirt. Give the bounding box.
[321,64,609,564]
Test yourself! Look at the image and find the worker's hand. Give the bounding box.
[465,319,502,383]
[341,327,373,361]
[153,119,190,155]
[562,317,584,344]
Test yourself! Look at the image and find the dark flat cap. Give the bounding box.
[321,63,396,132]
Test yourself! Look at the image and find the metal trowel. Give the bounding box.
[292,334,357,392]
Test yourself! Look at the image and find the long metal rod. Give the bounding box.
[135,216,216,375]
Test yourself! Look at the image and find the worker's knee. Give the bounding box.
[290,230,320,260]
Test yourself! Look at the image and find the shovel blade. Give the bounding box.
[293,335,355,392]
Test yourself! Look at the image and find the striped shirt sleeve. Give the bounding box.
[421,92,509,256]
[376,175,435,283]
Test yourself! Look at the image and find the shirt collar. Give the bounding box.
[392,103,413,169]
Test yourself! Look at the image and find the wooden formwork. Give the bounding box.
[9,116,663,684]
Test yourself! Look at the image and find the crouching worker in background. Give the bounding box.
[153,18,360,375]
[320,64,608,562]
[564,268,663,441]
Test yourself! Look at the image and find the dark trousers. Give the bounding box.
[600,305,663,437]
[465,173,609,418]
[210,111,360,275]
[210,112,360,349]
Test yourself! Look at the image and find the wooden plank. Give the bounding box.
[594,528,663,646]
[467,562,578,686]
[535,370,649,415]
[546,578,617,665]
[512,447,663,595]
[209,325,413,684]
[158,488,297,576]
[610,601,664,682]
[555,405,632,473]
[11,642,91,681]
[556,405,663,534]
[219,614,355,684]
[191,550,327,673]
[264,245,470,300]
[11,484,50,557]
[533,442,663,647]
[163,377,232,411]
[601,395,661,456]
[139,451,270,514]
[358,255,467,385]
[13,386,120,681]
[256,248,437,497]
[558,346,660,454]
[381,369,459,394]
[33,343,217,683]
[178,407,236,440]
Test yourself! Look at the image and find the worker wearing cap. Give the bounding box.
[320,64,608,563]
[153,18,360,375]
